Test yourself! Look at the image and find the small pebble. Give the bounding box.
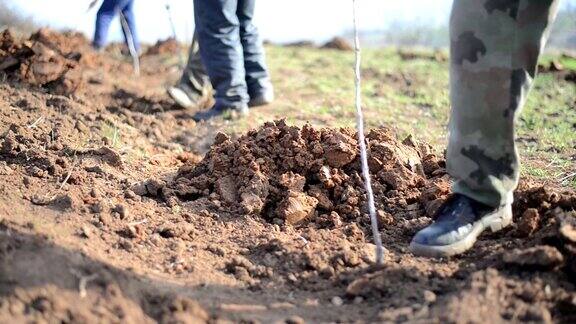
[353,296,364,304]
[331,296,344,307]
[423,290,436,303]
[80,225,92,238]
[113,204,129,219]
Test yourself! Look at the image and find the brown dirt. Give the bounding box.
[321,37,353,51]
[0,28,88,95]
[144,38,181,56]
[166,121,446,226]
[1,29,575,323]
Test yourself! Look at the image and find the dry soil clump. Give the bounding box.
[321,37,354,51]
[144,38,180,56]
[0,28,95,95]
[167,120,449,226]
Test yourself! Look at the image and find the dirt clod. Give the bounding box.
[517,208,541,237]
[321,37,353,51]
[94,146,122,168]
[215,175,238,204]
[0,29,86,95]
[157,296,209,323]
[277,191,318,225]
[558,213,576,243]
[503,246,565,270]
[51,193,80,211]
[144,38,180,56]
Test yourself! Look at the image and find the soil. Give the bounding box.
[1,29,576,323]
[321,37,353,51]
[145,38,181,56]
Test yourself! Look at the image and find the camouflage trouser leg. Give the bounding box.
[178,32,211,96]
[447,0,560,207]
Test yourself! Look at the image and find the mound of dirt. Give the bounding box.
[166,119,575,235]
[145,38,180,56]
[0,28,90,95]
[166,120,448,226]
[321,37,353,51]
[29,28,93,58]
[165,120,576,277]
[159,120,576,322]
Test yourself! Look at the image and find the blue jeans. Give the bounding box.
[93,0,140,52]
[193,0,272,109]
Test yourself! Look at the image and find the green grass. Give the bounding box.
[101,122,122,149]
[540,54,576,70]
[219,45,575,188]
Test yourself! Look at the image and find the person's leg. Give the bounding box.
[236,0,273,103]
[448,0,560,207]
[119,0,140,53]
[179,33,210,95]
[93,0,118,50]
[193,0,248,111]
[168,33,212,108]
[410,0,560,258]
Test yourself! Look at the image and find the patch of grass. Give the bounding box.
[101,122,122,149]
[540,54,576,71]
[522,165,553,178]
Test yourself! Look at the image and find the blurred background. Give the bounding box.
[2,0,575,49]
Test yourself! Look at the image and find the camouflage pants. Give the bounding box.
[448,0,560,207]
[178,33,211,96]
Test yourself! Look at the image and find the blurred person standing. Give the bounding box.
[191,0,274,121]
[91,0,140,53]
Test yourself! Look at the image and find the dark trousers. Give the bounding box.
[193,0,271,109]
[178,33,210,96]
[93,0,140,52]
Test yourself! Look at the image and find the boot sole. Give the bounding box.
[248,92,274,108]
[248,98,273,108]
[409,204,513,258]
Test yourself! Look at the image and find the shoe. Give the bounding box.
[409,194,512,258]
[248,89,274,108]
[192,103,248,122]
[168,82,209,109]
[168,86,194,108]
[168,86,201,109]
